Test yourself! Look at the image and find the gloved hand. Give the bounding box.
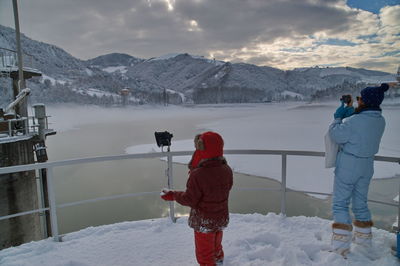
[344,106,355,118]
[334,102,347,119]
[160,189,175,201]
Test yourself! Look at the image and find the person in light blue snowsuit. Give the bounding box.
[328,83,389,256]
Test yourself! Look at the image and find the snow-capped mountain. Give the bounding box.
[0,25,397,106]
[293,66,394,85]
[0,25,167,105]
[86,53,143,78]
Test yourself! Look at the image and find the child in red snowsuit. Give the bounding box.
[161,131,233,266]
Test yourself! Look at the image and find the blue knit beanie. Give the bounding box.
[360,83,389,107]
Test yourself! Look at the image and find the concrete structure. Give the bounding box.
[0,0,56,250]
[0,48,55,249]
[0,138,41,249]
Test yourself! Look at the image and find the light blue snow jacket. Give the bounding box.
[329,110,385,224]
[329,110,385,158]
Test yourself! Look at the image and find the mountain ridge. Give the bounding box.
[0,24,396,106]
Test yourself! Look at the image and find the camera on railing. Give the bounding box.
[154,131,173,151]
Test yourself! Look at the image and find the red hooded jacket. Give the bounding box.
[174,132,233,232]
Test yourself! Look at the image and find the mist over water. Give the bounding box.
[43,102,400,233]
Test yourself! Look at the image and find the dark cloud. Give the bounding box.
[175,0,356,47]
[0,0,357,59]
[0,0,397,72]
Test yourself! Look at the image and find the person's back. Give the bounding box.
[328,83,389,257]
[331,110,385,158]
[161,131,233,265]
[187,158,233,232]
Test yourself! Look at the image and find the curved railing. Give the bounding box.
[0,149,399,242]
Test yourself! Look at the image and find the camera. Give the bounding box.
[155,131,173,147]
[340,94,352,105]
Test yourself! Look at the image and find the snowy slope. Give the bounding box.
[86,53,143,68]
[0,25,131,105]
[0,25,397,106]
[127,53,219,93]
[292,66,396,89]
[0,213,397,266]
[0,25,163,105]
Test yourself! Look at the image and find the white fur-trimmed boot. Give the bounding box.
[353,220,373,247]
[331,223,353,256]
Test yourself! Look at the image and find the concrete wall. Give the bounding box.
[0,139,41,249]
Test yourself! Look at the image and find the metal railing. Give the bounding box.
[0,117,29,136]
[0,47,35,71]
[0,115,50,139]
[0,150,399,242]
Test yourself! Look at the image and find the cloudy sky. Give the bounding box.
[0,0,399,73]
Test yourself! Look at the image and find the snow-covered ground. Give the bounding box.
[40,74,67,85]
[102,66,128,74]
[0,213,397,266]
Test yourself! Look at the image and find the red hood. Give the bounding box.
[200,131,224,159]
[190,131,224,169]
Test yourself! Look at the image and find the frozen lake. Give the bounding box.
[44,102,400,233]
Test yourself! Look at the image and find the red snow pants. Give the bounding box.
[194,231,224,266]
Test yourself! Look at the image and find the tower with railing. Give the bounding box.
[0,47,57,249]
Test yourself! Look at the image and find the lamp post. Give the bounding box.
[12,0,28,118]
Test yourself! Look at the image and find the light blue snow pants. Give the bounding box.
[332,151,374,225]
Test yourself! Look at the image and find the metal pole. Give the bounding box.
[12,0,27,118]
[24,117,28,134]
[36,169,48,238]
[167,150,176,222]
[46,167,61,242]
[33,104,51,236]
[397,180,400,258]
[8,120,12,136]
[12,0,25,89]
[280,154,287,216]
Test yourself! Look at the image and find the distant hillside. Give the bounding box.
[0,25,396,106]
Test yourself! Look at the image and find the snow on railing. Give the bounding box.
[0,117,29,137]
[0,150,399,243]
[0,115,51,140]
[0,47,35,70]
